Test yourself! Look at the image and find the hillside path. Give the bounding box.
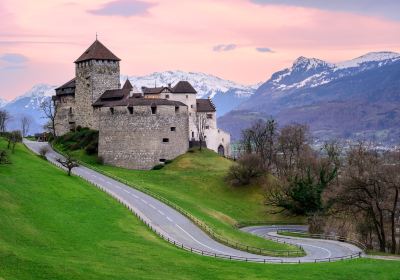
[24,140,362,263]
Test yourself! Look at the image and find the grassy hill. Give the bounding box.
[1,140,400,279]
[54,134,304,253]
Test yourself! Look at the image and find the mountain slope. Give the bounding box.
[219,52,400,144]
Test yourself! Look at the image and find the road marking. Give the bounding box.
[149,204,157,210]
[140,198,148,204]
[175,224,226,255]
[158,210,165,216]
[131,193,138,199]
[166,216,173,222]
[295,242,332,258]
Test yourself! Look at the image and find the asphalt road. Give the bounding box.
[24,140,363,263]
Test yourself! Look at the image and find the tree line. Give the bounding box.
[228,119,400,254]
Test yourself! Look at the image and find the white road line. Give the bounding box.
[158,210,165,216]
[131,193,138,199]
[166,216,173,222]
[140,198,148,204]
[296,243,332,258]
[149,204,157,210]
[175,224,227,255]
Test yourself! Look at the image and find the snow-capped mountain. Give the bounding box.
[0,98,8,108]
[2,84,56,134]
[2,71,258,134]
[219,51,400,144]
[123,70,259,115]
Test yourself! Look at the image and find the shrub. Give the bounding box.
[39,146,49,160]
[164,159,173,165]
[85,142,98,155]
[152,164,164,170]
[96,155,104,164]
[226,153,265,186]
[0,149,10,164]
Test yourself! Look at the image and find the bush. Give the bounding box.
[164,159,173,165]
[0,149,10,164]
[152,164,164,170]
[85,142,98,155]
[96,155,104,164]
[39,146,49,160]
[226,153,265,186]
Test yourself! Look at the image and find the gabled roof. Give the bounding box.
[196,98,216,112]
[75,40,120,63]
[55,78,76,96]
[122,79,133,90]
[172,81,196,94]
[142,87,171,94]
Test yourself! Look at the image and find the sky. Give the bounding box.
[1,0,400,100]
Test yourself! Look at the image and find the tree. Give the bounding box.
[5,131,22,152]
[40,99,58,137]
[0,109,11,132]
[20,116,32,137]
[57,154,79,176]
[226,153,265,186]
[333,143,400,253]
[195,112,207,150]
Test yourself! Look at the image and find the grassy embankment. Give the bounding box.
[53,130,304,254]
[1,140,400,279]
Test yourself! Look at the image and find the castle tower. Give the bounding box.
[74,39,120,129]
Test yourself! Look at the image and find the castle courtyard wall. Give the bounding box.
[98,104,189,170]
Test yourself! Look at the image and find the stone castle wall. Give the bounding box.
[54,95,76,136]
[74,60,120,129]
[98,104,189,170]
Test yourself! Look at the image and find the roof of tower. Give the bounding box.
[122,79,133,90]
[55,78,76,96]
[196,98,216,112]
[172,81,197,93]
[74,39,121,63]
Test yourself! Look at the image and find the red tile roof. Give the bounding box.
[196,98,216,112]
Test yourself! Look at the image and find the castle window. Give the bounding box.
[191,131,194,138]
[162,138,169,143]
[175,106,179,113]
[190,104,194,108]
[69,107,72,114]
[207,113,213,119]
[128,107,133,114]
[166,94,170,99]
[205,125,209,129]
[151,105,157,114]
[170,127,176,132]
[186,95,188,99]
[110,107,114,115]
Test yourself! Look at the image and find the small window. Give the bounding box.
[69,107,72,114]
[175,106,179,113]
[159,159,166,163]
[128,107,133,114]
[191,131,194,138]
[170,127,176,132]
[151,106,157,114]
[186,95,188,99]
[205,125,209,129]
[207,113,213,119]
[189,112,191,116]
[166,94,170,99]
[190,104,194,108]
[162,138,169,143]
[110,107,114,114]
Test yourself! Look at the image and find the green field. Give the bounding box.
[1,141,400,279]
[54,141,304,253]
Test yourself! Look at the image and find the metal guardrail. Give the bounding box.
[23,142,364,264]
[49,143,304,257]
[276,229,367,251]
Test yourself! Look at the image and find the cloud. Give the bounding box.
[0,53,28,64]
[88,0,155,17]
[251,0,400,21]
[213,44,237,52]
[256,47,274,53]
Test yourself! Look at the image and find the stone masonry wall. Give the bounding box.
[98,104,189,170]
[75,60,120,130]
[54,95,76,136]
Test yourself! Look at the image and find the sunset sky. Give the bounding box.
[1,0,400,100]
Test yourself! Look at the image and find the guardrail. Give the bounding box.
[276,229,367,251]
[23,141,364,264]
[49,143,304,257]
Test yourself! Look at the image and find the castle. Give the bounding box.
[53,39,230,169]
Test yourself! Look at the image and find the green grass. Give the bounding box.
[54,142,304,254]
[1,141,400,279]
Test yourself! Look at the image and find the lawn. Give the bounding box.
[0,140,399,279]
[54,140,305,254]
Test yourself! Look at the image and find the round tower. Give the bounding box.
[74,39,121,129]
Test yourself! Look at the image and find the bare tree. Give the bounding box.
[0,109,11,132]
[20,116,32,137]
[40,99,58,137]
[57,154,79,176]
[6,131,22,152]
[195,112,207,150]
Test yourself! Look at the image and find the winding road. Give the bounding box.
[24,140,363,263]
